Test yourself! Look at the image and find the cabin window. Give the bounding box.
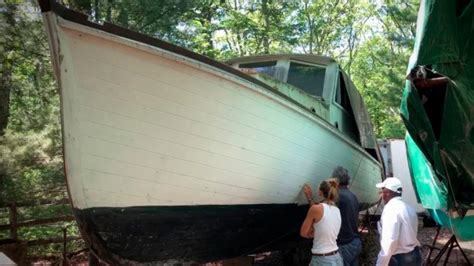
[239,61,277,77]
[335,72,351,112]
[287,62,326,97]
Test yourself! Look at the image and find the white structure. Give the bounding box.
[0,252,16,266]
[379,139,425,213]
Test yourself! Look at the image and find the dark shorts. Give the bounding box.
[389,246,422,266]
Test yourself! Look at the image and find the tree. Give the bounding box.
[0,0,63,205]
[349,0,418,138]
[0,1,16,136]
[216,0,298,58]
[294,0,353,56]
[65,0,197,46]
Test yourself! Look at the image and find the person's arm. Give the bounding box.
[303,184,315,206]
[406,70,449,89]
[376,210,400,266]
[413,76,449,89]
[300,204,322,238]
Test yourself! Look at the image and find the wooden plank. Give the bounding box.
[0,198,70,209]
[0,216,75,231]
[27,236,81,246]
[8,204,17,240]
[17,216,75,228]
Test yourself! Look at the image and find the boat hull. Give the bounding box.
[40,1,383,263]
[75,204,310,263]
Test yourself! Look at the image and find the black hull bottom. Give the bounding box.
[74,204,311,263]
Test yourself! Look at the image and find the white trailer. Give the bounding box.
[378,139,425,213]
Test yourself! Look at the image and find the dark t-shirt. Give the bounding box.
[337,187,359,245]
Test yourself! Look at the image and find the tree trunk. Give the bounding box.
[262,0,270,54]
[0,3,16,136]
[0,59,11,136]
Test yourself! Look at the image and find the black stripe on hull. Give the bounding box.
[74,204,312,264]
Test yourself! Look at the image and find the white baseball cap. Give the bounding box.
[376,177,402,193]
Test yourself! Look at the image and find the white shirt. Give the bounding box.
[311,203,341,254]
[376,196,420,266]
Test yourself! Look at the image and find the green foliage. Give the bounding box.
[0,130,64,205]
[217,0,298,56]
[65,0,197,47]
[24,220,84,259]
[0,0,80,260]
[294,0,350,55]
[351,36,408,138]
[0,0,64,201]
[1,0,59,133]
[349,0,418,138]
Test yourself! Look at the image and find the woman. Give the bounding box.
[301,179,343,266]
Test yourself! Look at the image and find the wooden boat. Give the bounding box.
[39,0,383,263]
[401,0,474,241]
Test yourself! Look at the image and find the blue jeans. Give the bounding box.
[310,253,343,266]
[339,237,362,266]
[389,246,422,266]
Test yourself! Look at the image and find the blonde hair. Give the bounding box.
[319,178,339,203]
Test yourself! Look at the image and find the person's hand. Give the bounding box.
[303,183,313,200]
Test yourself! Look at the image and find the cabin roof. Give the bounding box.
[227,54,335,66]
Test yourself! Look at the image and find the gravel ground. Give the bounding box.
[418,226,474,266]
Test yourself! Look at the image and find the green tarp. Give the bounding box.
[400,0,474,240]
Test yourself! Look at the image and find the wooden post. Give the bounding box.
[89,250,100,266]
[62,227,68,266]
[8,202,17,240]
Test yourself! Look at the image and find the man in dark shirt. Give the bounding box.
[332,166,362,266]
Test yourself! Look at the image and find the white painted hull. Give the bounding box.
[46,16,382,211]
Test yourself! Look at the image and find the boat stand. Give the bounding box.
[359,209,376,235]
[424,226,472,265]
[359,201,382,236]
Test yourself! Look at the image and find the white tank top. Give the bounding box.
[311,203,341,254]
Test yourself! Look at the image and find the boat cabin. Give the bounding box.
[228,55,361,145]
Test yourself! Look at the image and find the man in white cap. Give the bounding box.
[375,177,421,266]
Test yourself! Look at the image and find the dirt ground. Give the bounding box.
[253,225,474,266]
[357,225,474,266]
[417,226,474,266]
